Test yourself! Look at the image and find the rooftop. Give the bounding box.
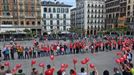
[41,1,72,7]
[71,8,77,11]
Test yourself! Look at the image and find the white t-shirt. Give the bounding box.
[6,73,12,75]
[78,72,87,75]
[57,46,60,50]
[62,71,66,75]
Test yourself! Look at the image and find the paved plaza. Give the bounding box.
[0,49,133,75]
[0,40,134,75]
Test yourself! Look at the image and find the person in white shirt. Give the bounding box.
[5,69,12,75]
[78,67,87,75]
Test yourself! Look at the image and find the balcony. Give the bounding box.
[37,2,41,5]
[13,7,18,11]
[1,16,13,18]
[19,1,24,4]
[37,16,41,19]
[19,15,25,18]
[36,8,41,11]
[25,16,36,18]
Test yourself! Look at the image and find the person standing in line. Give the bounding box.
[10,46,15,60]
[29,47,33,58]
[0,49,2,61]
[24,46,29,59]
[5,47,10,60]
[113,67,121,75]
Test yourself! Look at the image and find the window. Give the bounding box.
[44,26,46,29]
[31,7,34,12]
[37,12,40,17]
[63,14,66,18]
[57,20,59,25]
[132,17,134,22]
[32,21,35,25]
[65,8,69,13]
[3,5,9,11]
[25,12,29,16]
[57,14,59,18]
[13,12,17,17]
[127,11,130,16]
[127,18,130,22]
[57,8,60,13]
[128,5,130,10]
[88,4,90,7]
[2,21,5,24]
[57,26,59,29]
[21,21,24,25]
[48,8,51,12]
[50,14,53,18]
[50,20,53,25]
[44,8,47,12]
[88,15,89,18]
[63,26,66,30]
[14,21,18,25]
[3,0,8,3]
[61,8,64,13]
[50,26,53,29]
[63,20,66,25]
[26,21,29,25]
[43,14,46,18]
[37,21,40,25]
[44,21,46,25]
[2,21,12,24]
[13,0,17,4]
[128,0,130,3]
[31,12,34,16]
[25,5,28,12]
[53,8,56,13]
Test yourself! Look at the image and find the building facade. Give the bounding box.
[0,0,41,34]
[71,8,77,29]
[74,0,105,35]
[126,0,134,31]
[41,1,72,34]
[105,0,127,29]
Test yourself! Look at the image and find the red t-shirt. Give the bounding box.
[71,71,77,75]
[45,68,55,75]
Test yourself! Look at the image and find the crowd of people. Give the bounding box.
[1,35,134,60]
[0,35,133,75]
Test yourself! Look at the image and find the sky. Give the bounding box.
[44,0,76,7]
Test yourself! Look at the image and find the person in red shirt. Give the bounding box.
[45,64,55,75]
[70,69,76,75]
